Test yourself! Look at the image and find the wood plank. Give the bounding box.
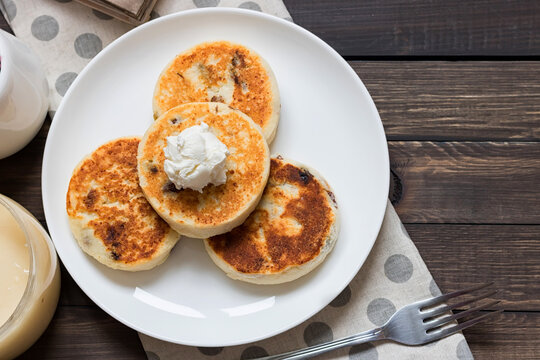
[284,0,540,56]
[18,306,146,360]
[355,62,540,141]
[406,224,540,311]
[59,263,94,306]
[389,142,540,224]
[464,311,540,360]
[0,9,10,33]
[0,118,50,229]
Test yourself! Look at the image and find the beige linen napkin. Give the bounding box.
[1,1,473,359]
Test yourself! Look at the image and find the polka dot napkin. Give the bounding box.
[1,1,473,359]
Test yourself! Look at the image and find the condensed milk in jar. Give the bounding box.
[0,194,60,359]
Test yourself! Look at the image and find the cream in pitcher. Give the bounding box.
[0,29,49,160]
[0,195,61,359]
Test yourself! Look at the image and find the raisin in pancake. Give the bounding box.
[153,41,280,143]
[204,156,339,284]
[66,137,180,271]
[138,102,270,239]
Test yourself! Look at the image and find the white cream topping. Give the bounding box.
[163,122,229,192]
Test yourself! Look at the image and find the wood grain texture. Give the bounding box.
[0,10,10,32]
[355,62,540,141]
[18,306,146,360]
[284,0,540,56]
[407,224,540,311]
[0,118,50,228]
[59,263,93,306]
[390,142,540,224]
[463,311,540,359]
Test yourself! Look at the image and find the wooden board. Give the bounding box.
[283,0,540,56]
[389,141,540,224]
[463,311,540,359]
[0,118,50,228]
[17,306,146,360]
[0,13,10,32]
[407,224,540,311]
[355,62,540,141]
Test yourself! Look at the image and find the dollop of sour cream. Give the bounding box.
[163,122,229,192]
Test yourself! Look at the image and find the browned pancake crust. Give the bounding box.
[138,104,269,226]
[154,41,274,132]
[66,138,172,264]
[207,157,336,274]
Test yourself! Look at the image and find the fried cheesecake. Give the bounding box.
[204,156,339,284]
[138,102,270,239]
[66,137,180,271]
[152,41,280,143]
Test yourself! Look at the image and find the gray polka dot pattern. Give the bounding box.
[74,33,103,59]
[303,322,333,346]
[193,0,219,7]
[197,347,223,355]
[240,346,268,359]
[92,9,113,20]
[384,254,413,283]
[239,1,263,11]
[145,351,160,360]
[31,15,59,41]
[330,285,351,307]
[367,298,396,326]
[456,339,474,360]
[55,72,77,96]
[349,343,378,360]
[4,0,16,22]
[429,278,442,297]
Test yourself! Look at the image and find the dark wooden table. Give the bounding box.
[1,1,539,358]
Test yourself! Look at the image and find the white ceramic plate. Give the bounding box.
[42,8,389,346]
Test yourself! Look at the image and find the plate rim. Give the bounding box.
[42,7,389,346]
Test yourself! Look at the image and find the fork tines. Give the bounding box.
[420,282,502,340]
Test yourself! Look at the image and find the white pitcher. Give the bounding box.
[0,29,48,159]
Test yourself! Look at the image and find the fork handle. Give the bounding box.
[255,327,385,360]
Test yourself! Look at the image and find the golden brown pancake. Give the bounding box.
[152,41,280,143]
[138,102,270,238]
[66,137,180,271]
[204,156,339,284]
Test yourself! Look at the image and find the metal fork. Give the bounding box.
[255,283,501,360]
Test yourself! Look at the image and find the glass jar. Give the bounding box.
[0,194,61,359]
